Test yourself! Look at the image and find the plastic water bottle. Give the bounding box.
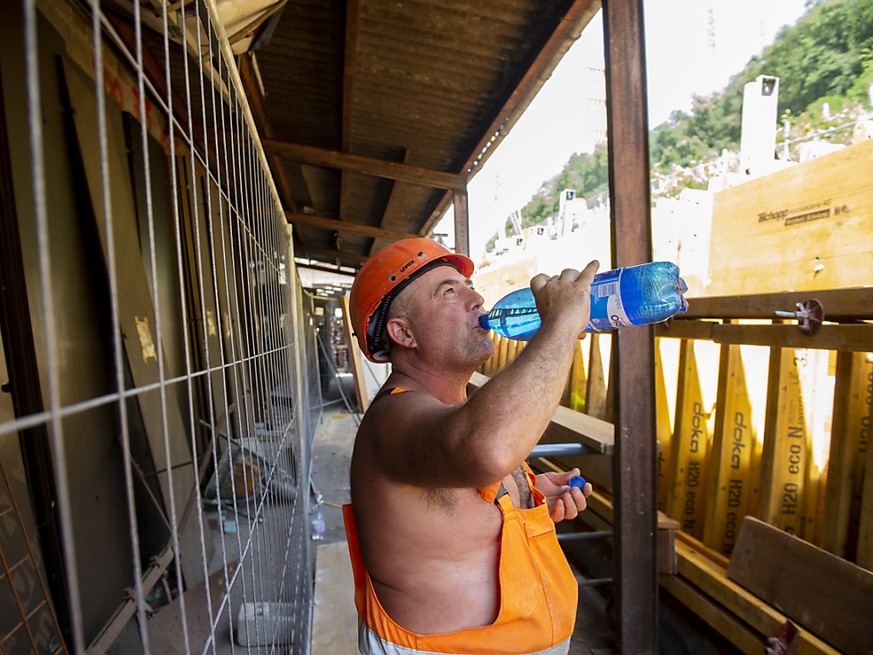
[479,261,688,340]
[310,504,325,541]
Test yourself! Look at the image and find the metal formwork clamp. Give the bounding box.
[774,299,824,336]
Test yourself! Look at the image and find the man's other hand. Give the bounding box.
[536,468,592,522]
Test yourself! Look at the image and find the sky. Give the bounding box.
[437,0,809,260]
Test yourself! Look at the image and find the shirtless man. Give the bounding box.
[345,237,598,655]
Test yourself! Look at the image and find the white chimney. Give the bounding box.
[740,75,779,177]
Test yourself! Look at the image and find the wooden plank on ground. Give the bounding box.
[660,574,765,654]
[727,516,873,655]
[675,535,840,655]
[581,491,840,655]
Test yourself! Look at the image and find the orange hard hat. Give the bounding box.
[349,238,474,362]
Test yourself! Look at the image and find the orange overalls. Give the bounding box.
[342,463,578,655]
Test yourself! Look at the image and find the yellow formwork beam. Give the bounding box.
[504,338,512,367]
[585,333,608,420]
[703,343,756,555]
[496,335,510,372]
[823,351,872,559]
[655,339,673,512]
[666,339,711,539]
[569,339,588,413]
[858,354,873,571]
[758,348,812,538]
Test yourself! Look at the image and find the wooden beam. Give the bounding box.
[338,0,363,234]
[295,246,368,267]
[420,0,601,235]
[293,261,356,278]
[603,0,658,650]
[105,14,189,131]
[658,321,873,352]
[859,399,873,570]
[369,149,411,256]
[703,339,755,556]
[262,139,465,191]
[285,211,419,241]
[239,54,298,213]
[681,288,873,322]
[710,323,872,351]
[342,0,362,150]
[453,187,470,256]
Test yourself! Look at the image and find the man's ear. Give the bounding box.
[385,317,416,350]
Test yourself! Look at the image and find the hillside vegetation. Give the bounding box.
[490,0,873,250]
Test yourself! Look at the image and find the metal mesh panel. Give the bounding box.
[0,1,319,653]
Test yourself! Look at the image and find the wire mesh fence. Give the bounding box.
[0,0,320,653]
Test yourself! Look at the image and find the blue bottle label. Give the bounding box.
[589,268,629,330]
[606,291,631,328]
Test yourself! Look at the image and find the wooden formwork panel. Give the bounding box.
[707,138,873,296]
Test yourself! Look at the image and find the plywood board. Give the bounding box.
[339,296,369,412]
[707,138,873,296]
[63,58,204,586]
[674,534,840,655]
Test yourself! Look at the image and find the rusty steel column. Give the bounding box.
[602,0,659,652]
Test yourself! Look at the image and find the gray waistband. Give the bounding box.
[357,621,571,655]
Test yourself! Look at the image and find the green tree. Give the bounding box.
[514,0,873,226]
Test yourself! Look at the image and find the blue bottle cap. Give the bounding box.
[569,475,586,489]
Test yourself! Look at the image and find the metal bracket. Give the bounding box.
[774,299,824,336]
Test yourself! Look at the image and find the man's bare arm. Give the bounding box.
[367,262,599,489]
